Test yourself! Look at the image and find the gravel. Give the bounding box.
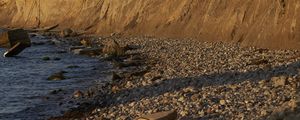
[60,36,300,120]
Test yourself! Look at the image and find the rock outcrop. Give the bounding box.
[0,0,300,49]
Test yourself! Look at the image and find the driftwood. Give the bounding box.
[26,24,60,32]
[3,42,28,57]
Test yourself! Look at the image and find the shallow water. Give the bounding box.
[0,35,110,119]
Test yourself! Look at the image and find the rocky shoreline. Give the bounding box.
[47,34,300,120]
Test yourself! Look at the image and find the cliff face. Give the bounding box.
[0,0,300,49]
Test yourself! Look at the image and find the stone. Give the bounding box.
[80,39,92,47]
[198,110,205,117]
[73,90,84,98]
[60,28,74,37]
[179,111,188,116]
[112,72,122,80]
[271,76,287,87]
[102,39,125,56]
[67,65,80,68]
[42,56,51,61]
[47,71,66,81]
[50,38,62,45]
[1,29,31,57]
[72,47,102,56]
[137,110,177,120]
[0,29,31,48]
[219,99,226,105]
[111,86,119,93]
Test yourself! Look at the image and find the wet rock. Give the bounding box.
[137,110,177,120]
[72,47,102,56]
[67,65,80,68]
[73,90,84,98]
[111,86,119,93]
[47,71,66,81]
[0,29,31,48]
[42,56,51,61]
[102,39,125,56]
[50,38,62,45]
[271,76,287,87]
[60,28,76,38]
[1,29,32,57]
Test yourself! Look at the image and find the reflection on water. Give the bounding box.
[0,35,109,119]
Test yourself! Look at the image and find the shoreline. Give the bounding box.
[47,35,300,119]
[0,32,112,119]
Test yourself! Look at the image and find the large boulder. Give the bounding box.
[0,29,31,48]
[0,29,31,57]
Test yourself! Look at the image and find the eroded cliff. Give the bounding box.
[0,0,300,49]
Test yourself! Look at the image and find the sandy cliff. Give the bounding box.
[0,0,300,49]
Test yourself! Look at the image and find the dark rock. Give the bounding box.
[247,59,269,65]
[112,72,122,80]
[42,56,51,61]
[1,29,31,57]
[0,29,31,48]
[67,65,80,68]
[32,41,45,45]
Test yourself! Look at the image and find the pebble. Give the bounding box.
[67,37,300,120]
